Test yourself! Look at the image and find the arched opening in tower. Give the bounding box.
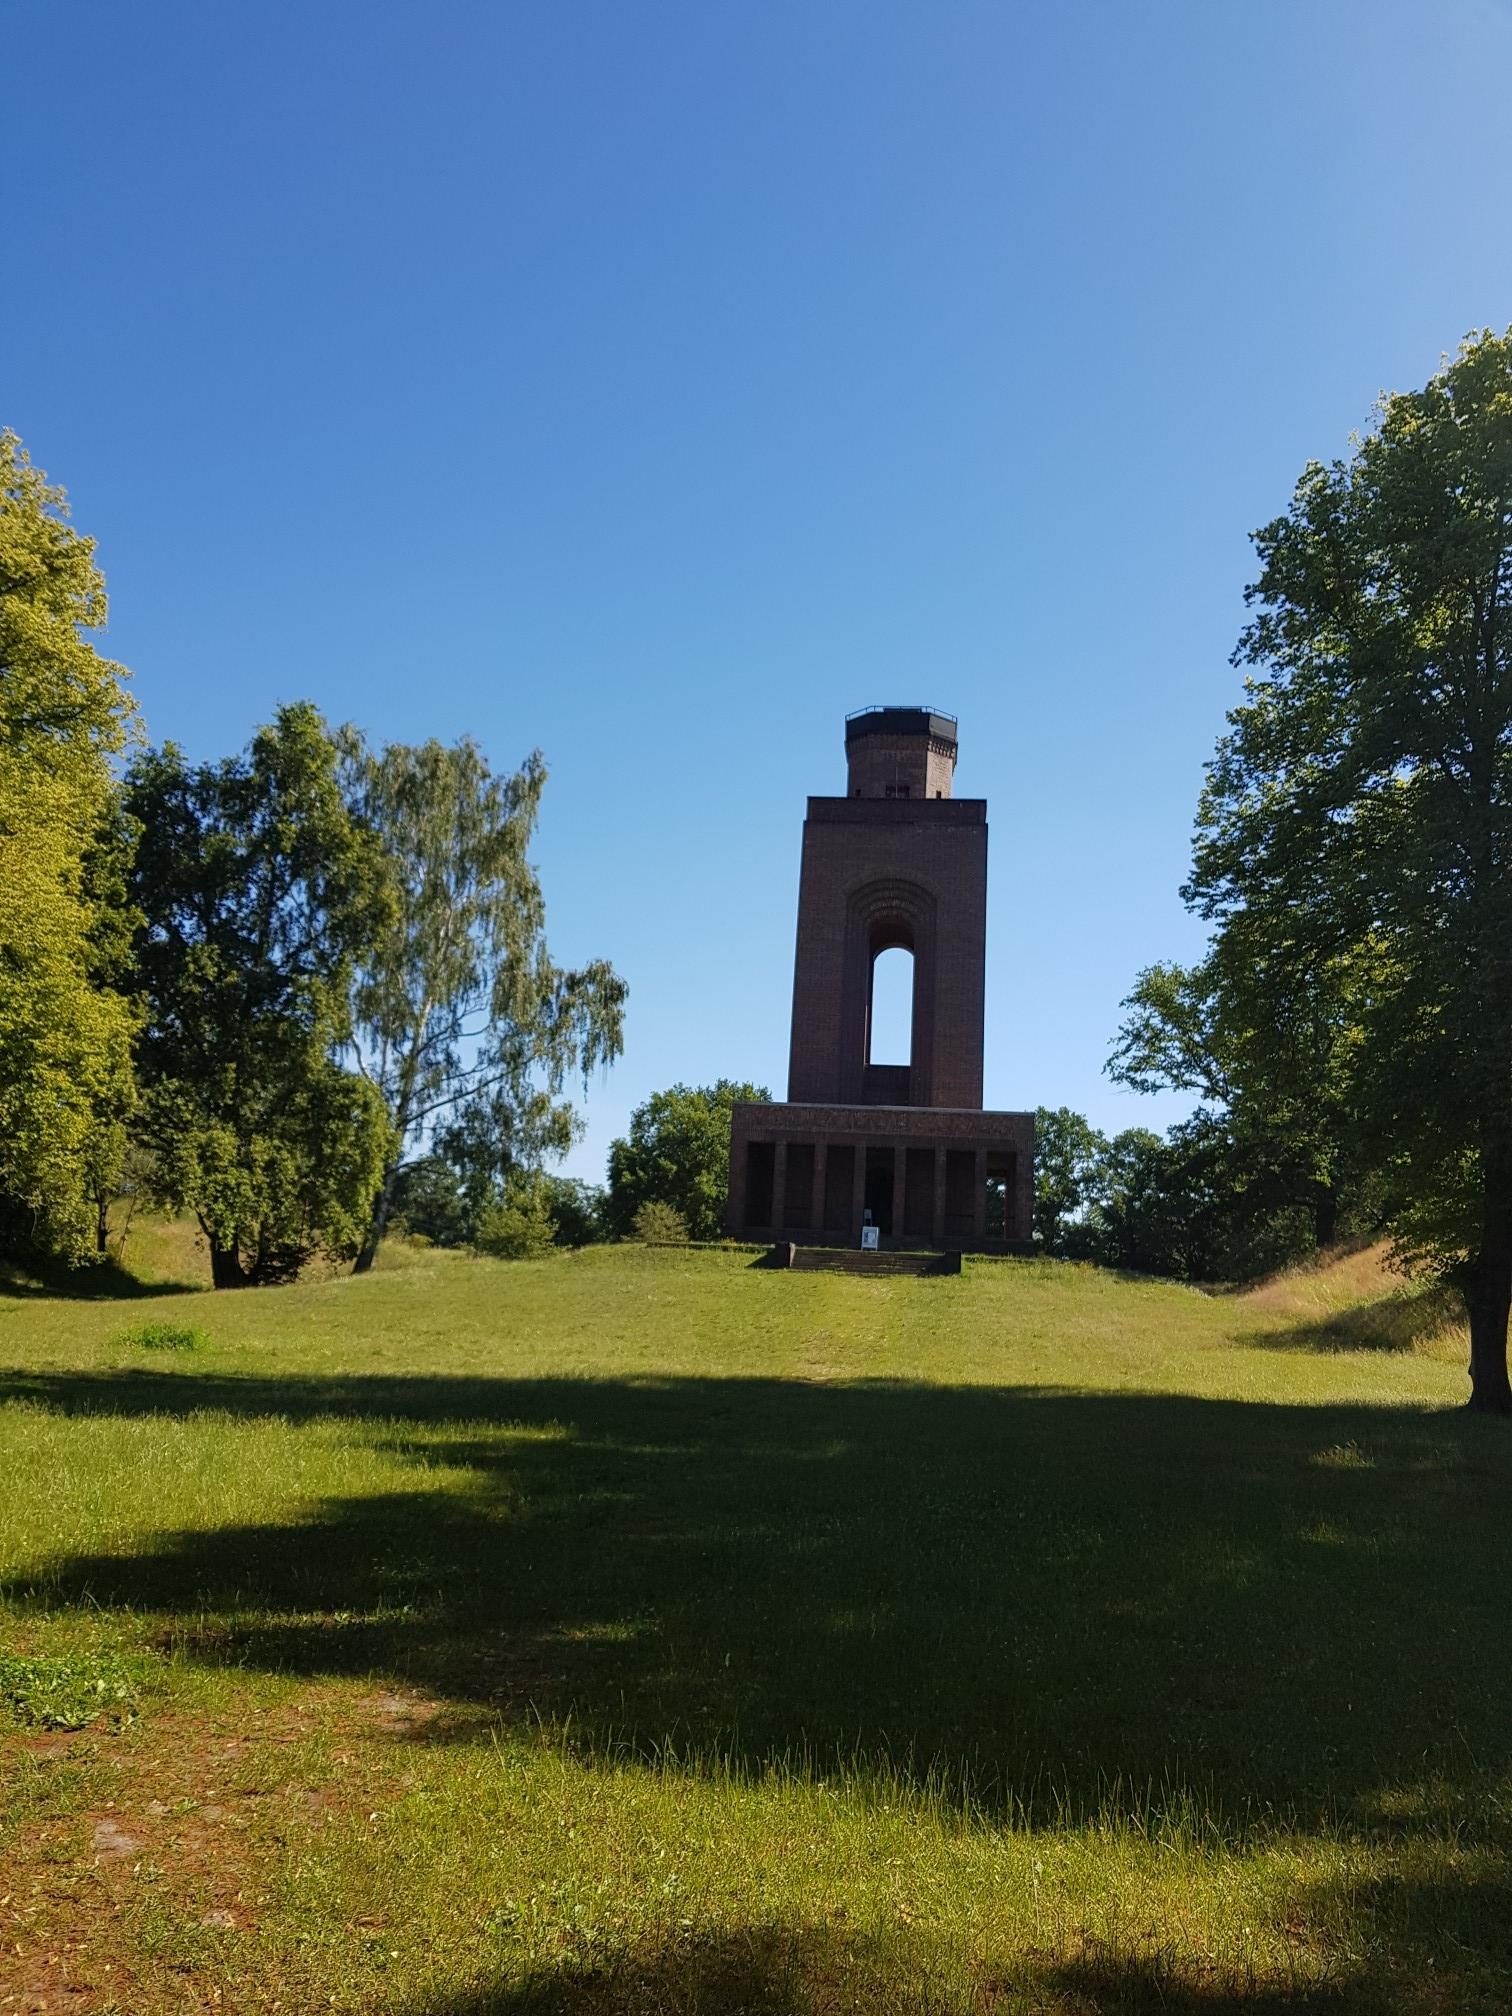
[867,944,914,1068]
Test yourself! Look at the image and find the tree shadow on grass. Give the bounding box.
[1240,1282,1465,1355]
[396,1871,1512,2014]
[2,1364,1511,1839]
[0,1254,198,1302]
[404,1944,1355,2015]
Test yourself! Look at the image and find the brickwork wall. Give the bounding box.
[845,732,957,801]
[786,798,987,1109]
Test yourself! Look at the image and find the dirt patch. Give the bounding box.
[90,1816,143,1862]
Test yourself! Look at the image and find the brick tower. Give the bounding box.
[727,707,1034,1250]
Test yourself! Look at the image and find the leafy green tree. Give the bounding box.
[605,1081,770,1241]
[126,704,393,1286]
[1188,329,1512,1408]
[0,431,139,1260]
[388,1157,472,1246]
[1032,1106,1108,1254]
[540,1175,606,1247]
[343,737,625,1271]
[1109,936,1368,1252]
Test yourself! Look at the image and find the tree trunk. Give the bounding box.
[353,1163,399,1275]
[1310,1179,1338,1252]
[1465,1125,1512,1414]
[95,1191,110,1257]
[209,1240,249,1290]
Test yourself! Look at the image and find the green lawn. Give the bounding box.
[2,1240,1508,2012]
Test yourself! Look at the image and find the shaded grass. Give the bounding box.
[1,1242,1508,2011]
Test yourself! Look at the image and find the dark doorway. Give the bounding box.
[822,1146,854,1234]
[783,1143,815,1230]
[864,1147,895,1235]
[944,1150,975,1242]
[744,1141,775,1230]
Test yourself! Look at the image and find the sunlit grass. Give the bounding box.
[1,1237,1506,2011]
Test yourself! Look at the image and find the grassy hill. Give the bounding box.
[1,1240,1507,2012]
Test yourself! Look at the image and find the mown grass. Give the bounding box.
[1,1237,1507,2012]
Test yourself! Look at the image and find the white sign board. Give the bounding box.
[860,1225,880,1252]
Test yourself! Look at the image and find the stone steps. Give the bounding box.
[773,1243,962,1277]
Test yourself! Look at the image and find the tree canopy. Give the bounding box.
[0,430,138,1259]
[1188,328,1512,1408]
[126,703,393,1285]
[606,1081,770,1242]
[343,735,626,1270]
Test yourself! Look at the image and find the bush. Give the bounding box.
[116,1321,208,1351]
[475,1180,557,1260]
[632,1199,688,1245]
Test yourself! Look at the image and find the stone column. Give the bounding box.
[813,1139,829,1238]
[851,1141,867,1245]
[891,1148,907,1245]
[932,1146,947,1247]
[972,1148,987,1247]
[772,1141,788,1233]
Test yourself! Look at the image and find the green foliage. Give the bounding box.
[126,704,394,1286]
[1109,937,1371,1258]
[1032,1106,1108,1254]
[389,1157,474,1247]
[606,1081,769,1241]
[0,1650,142,1728]
[1035,1105,1331,1283]
[1186,328,1512,1405]
[343,736,625,1270]
[474,1174,558,1259]
[631,1198,689,1245]
[539,1174,606,1247]
[0,431,139,1260]
[116,1320,208,1352]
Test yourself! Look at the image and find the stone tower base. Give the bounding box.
[727,1101,1034,1254]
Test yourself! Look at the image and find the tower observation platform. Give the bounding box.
[726,707,1034,1251]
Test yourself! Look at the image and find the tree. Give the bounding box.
[605,1082,770,1242]
[1187,329,1512,1409]
[1109,936,1369,1254]
[0,431,139,1260]
[539,1175,606,1247]
[1031,1106,1108,1255]
[474,1172,558,1260]
[343,737,625,1271]
[126,703,393,1286]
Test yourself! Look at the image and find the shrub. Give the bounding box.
[475,1180,557,1260]
[116,1320,209,1351]
[632,1199,688,1245]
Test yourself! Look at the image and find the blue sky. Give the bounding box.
[7,2,1512,1182]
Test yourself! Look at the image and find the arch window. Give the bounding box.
[867,943,914,1065]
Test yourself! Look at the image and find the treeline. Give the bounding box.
[0,430,625,1283]
[389,1079,770,1254]
[1031,1106,1377,1284]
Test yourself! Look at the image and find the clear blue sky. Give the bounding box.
[8,2,1512,1182]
